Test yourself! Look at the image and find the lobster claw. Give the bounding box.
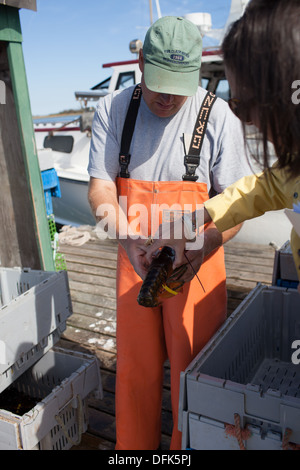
[168,264,188,281]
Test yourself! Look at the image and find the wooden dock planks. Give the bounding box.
[57,233,276,450]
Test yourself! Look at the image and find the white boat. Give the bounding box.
[34,0,292,246]
[35,114,94,226]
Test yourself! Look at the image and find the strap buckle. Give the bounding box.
[119,153,131,179]
[182,155,200,182]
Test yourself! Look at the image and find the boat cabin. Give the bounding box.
[74,47,229,108]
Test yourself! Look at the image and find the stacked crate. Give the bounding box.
[0,267,102,450]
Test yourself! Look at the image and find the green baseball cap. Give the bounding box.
[142,16,202,96]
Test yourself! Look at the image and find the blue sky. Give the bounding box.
[20,0,232,116]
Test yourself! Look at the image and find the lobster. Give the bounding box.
[137,246,187,308]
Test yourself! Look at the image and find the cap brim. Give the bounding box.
[144,62,199,96]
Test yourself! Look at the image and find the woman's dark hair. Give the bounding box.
[222,0,300,178]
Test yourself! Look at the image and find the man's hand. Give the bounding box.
[120,237,150,280]
[144,214,202,269]
[143,211,244,283]
[177,250,204,283]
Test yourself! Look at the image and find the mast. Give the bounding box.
[149,0,153,24]
[155,0,162,19]
[149,0,162,24]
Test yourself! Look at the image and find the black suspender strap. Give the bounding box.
[183,91,217,182]
[119,87,216,181]
[119,84,142,178]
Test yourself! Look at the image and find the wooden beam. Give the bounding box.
[0,5,22,42]
[0,6,54,270]
[0,43,39,267]
[0,1,36,11]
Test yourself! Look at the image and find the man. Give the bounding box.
[88,16,251,450]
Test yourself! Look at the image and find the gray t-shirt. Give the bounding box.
[88,85,252,194]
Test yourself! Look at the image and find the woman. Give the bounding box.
[144,0,300,289]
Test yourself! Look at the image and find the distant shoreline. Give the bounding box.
[33,107,95,119]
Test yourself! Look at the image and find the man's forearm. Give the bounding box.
[88,178,132,242]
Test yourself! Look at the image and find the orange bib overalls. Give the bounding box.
[115,88,227,450]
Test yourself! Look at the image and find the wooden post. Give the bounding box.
[0,5,54,270]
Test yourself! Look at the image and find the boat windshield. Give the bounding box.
[116,71,135,90]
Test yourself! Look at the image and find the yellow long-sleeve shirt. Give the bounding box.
[204,165,300,281]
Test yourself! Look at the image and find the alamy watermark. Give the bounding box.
[94,200,204,251]
[0,80,5,105]
[291,80,300,104]
[291,340,300,365]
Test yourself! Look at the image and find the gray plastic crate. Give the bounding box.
[0,267,72,393]
[179,285,300,450]
[0,346,103,450]
[181,412,284,450]
[272,241,299,287]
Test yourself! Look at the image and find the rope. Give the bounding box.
[282,428,300,451]
[226,420,300,451]
[282,428,292,450]
[58,226,93,246]
[225,413,251,450]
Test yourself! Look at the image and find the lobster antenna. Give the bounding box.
[184,252,206,293]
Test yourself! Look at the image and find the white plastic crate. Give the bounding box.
[179,285,300,450]
[0,346,103,450]
[0,267,73,393]
[0,267,103,450]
